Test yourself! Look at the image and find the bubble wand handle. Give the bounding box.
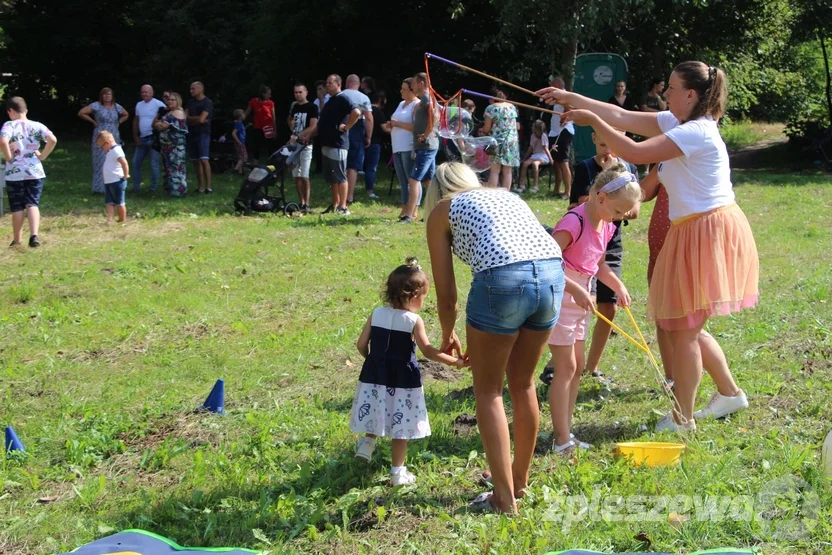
[427,53,540,98]
[592,308,651,356]
[462,89,556,115]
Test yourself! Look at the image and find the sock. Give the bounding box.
[390,465,405,475]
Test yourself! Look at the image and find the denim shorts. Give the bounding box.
[466,258,565,335]
[411,148,437,182]
[187,133,211,160]
[104,179,127,206]
[6,178,44,212]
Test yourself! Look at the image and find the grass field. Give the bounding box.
[1,140,831,555]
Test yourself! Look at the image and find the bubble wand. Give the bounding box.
[426,53,540,98]
[461,89,556,115]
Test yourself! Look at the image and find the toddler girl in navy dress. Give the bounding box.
[350,258,466,485]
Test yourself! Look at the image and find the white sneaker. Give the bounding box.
[355,437,376,461]
[694,390,748,420]
[367,193,379,200]
[655,412,696,432]
[391,467,416,486]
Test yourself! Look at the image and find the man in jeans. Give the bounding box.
[401,72,438,223]
[186,81,214,193]
[132,84,165,192]
[339,74,373,204]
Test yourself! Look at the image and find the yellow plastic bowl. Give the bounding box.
[615,441,686,467]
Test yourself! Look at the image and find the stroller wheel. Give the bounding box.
[284,202,301,216]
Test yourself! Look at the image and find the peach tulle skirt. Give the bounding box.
[647,203,759,331]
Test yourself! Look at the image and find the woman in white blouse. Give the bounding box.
[538,61,758,433]
[382,78,419,220]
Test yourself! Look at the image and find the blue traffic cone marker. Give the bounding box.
[5,426,25,453]
[200,379,225,415]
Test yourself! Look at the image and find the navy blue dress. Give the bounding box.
[349,307,431,439]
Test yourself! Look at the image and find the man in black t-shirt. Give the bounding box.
[287,83,319,213]
[186,81,214,193]
[297,74,360,215]
[569,131,639,379]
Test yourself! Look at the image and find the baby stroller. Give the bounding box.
[233,143,302,216]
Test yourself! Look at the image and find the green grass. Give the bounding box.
[1,141,831,555]
[720,121,785,152]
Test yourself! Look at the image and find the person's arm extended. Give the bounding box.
[356,317,371,359]
[78,105,97,127]
[562,110,683,165]
[132,114,140,144]
[117,155,130,179]
[640,165,661,202]
[596,261,631,306]
[413,317,465,367]
[37,132,57,161]
[363,109,373,145]
[426,200,462,356]
[537,87,662,138]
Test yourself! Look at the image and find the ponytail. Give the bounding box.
[674,61,728,122]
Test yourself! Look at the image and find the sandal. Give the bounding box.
[554,439,577,457]
[570,433,591,450]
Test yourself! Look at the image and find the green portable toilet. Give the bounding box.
[572,53,628,163]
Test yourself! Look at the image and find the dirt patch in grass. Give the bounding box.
[118,412,223,452]
[419,359,462,382]
[453,413,478,436]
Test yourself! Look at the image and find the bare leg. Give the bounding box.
[330,184,340,208]
[336,182,348,209]
[548,343,578,446]
[585,303,616,374]
[567,340,586,432]
[405,178,421,219]
[201,159,212,191]
[657,327,674,380]
[116,205,127,222]
[11,211,24,243]
[467,325,520,514]
[520,161,530,187]
[669,323,706,421]
[26,206,40,237]
[194,161,204,191]
[106,205,115,224]
[559,162,572,199]
[488,164,500,188]
[698,330,740,396]
[505,327,552,495]
[532,161,541,188]
[347,168,358,202]
[391,439,408,467]
[553,164,563,195]
[301,178,311,206]
[501,165,512,189]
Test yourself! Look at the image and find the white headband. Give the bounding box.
[599,172,637,194]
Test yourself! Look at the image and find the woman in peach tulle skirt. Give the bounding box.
[539,61,758,431]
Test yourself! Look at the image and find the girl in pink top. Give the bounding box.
[546,164,641,455]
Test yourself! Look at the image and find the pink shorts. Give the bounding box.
[548,269,593,346]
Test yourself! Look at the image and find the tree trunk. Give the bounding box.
[819,28,832,125]
[560,1,580,90]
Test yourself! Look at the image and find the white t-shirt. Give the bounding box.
[103,145,126,184]
[390,100,417,153]
[656,111,734,220]
[549,105,574,137]
[1,119,52,181]
[135,98,166,138]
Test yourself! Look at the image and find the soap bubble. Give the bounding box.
[444,135,499,173]
[435,105,475,139]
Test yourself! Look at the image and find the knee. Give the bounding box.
[506,371,535,392]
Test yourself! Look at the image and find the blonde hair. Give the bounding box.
[233,109,245,120]
[96,130,114,146]
[532,119,546,138]
[423,162,482,220]
[168,92,183,111]
[590,162,642,207]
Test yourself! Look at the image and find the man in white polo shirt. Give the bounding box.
[132,84,165,192]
